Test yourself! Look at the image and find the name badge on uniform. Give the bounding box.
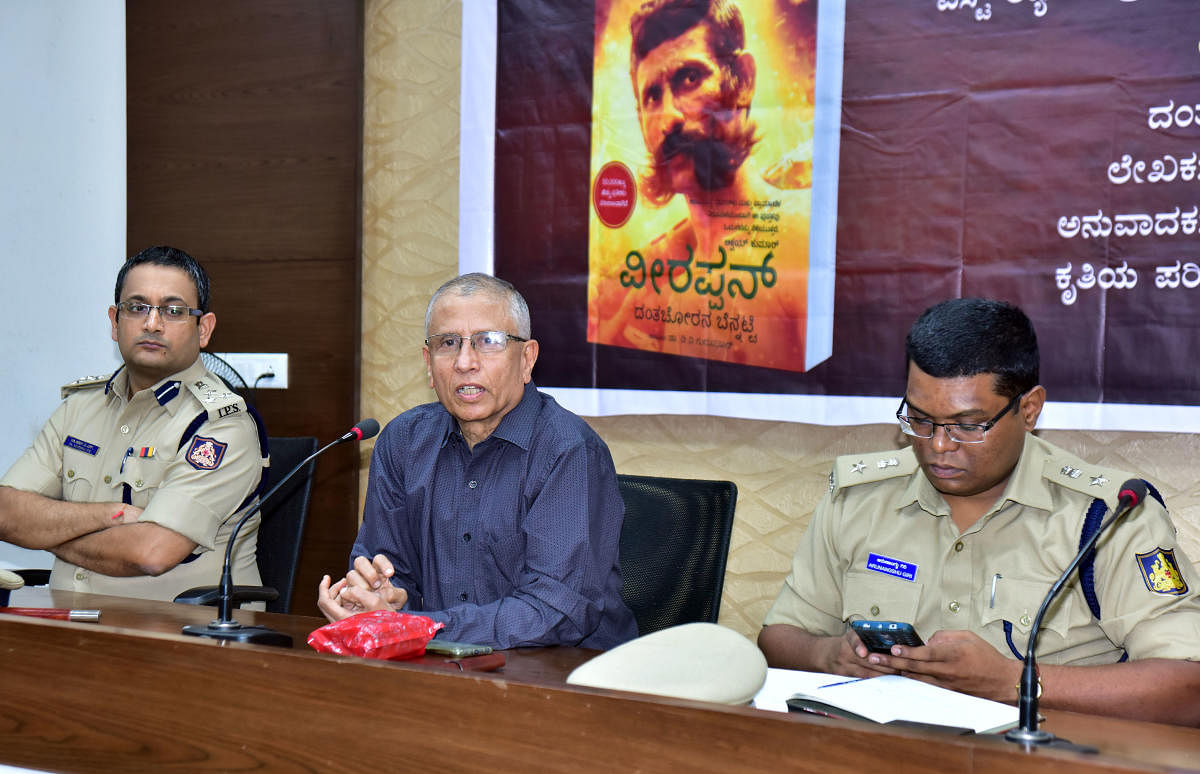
[1136,548,1189,595]
[867,552,918,582]
[63,436,100,456]
[186,436,228,471]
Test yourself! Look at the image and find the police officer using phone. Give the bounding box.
[758,298,1200,726]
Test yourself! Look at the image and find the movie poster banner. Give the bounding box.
[586,0,841,373]
[484,0,1200,430]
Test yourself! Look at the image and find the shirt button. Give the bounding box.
[66,469,75,478]
[1020,614,1033,627]
[103,475,112,484]
[135,479,144,488]
[463,532,472,542]
[948,600,961,613]
[954,541,964,552]
[468,480,478,489]
[459,592,468,602]
[869,605,880,616]
[120,425,130,434]
[75,571,86,581]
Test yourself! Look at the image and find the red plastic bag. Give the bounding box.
[307,610,444,661]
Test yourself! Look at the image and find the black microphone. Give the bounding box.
[180,418,381,647]
[1004,478,1148,748]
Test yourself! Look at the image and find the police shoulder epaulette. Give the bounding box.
[1041,452,1136,508]
[185,377,248,422]
[60,374,110,399]
[828,447,918,495]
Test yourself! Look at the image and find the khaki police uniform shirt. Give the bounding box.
[0,359,267,601]
[765,433,1200,664]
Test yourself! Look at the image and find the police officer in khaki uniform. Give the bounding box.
[759,298,1200,726]
[0,246,267,602]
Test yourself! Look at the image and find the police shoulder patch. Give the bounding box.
[186,435,228,471]
[830,448,918,495]
[186,378,247,422]
[1136,547,1189,596]
[1041,453,1136,509]
[60,374,109,399]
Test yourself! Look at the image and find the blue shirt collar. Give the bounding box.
[438,381,539,452]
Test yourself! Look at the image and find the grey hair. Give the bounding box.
[425,273,532,339]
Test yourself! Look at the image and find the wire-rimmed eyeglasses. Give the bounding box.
[896,392,1025,444]
[115,301,203,323]
[425,330,528,357]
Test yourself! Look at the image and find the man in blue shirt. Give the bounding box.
[317,273,638,649]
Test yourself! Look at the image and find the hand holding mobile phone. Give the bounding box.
[850,620,924,654]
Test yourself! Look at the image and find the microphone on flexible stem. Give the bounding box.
[181,418,381,648]
[1004,478,1148,749]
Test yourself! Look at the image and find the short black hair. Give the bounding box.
[114,245,211,314]
[905,298,1039,399]
[630,0,746,72]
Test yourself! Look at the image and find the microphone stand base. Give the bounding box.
[1004,727,1055,745]
[181,622,293,648]
[1004,728,1098,755]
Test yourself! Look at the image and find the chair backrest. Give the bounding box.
[256,436,319,613]
[616,473,738,637]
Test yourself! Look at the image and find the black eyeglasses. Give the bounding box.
[425,330,528,357]
[116,301,203,323]
[896,392,1025,444]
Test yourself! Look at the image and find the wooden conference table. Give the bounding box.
[0,589,1197,773]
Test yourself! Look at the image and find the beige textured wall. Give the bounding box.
[362,0,462,442]
[362,2,1200,643]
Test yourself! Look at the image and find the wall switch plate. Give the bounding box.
[211,352,289,389]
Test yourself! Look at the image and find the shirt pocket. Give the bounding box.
[481,524,526,589]
[62,447,109,501]
[117,455,169,507]
[843,569,923,623]
[980,574,1074,643]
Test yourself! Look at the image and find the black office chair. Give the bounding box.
[254,436,318,612]
[616,473,738,637]
[174,435,318,613]
[8,569,50,586]
[0,568,39,606]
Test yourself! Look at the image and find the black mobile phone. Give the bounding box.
[424,639,494,658]
[850,620,924,653]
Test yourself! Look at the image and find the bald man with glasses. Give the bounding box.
[759,298,1200,726]
[317,273,637,650]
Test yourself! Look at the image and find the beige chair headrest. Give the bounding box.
[566,622,767,705]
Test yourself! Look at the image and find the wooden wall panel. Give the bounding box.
[126,0,364,616]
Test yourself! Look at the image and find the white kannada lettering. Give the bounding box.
[1114,213,1153,237]
[1057,214,1081,238]
[1060,207,1197,238]
[1147,99,1200,131]
[1080,211,1112,239]
[1156,261,1181,289]
[1077,263,1096,289]
[1056,264,1077,305]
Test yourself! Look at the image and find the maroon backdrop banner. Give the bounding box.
[494,0,1200,408]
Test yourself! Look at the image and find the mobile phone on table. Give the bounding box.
[424,639,494,658]
[850,620,924,653]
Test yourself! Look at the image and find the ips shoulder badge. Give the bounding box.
[1136,548,1189,596]
[186,435,228,471]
